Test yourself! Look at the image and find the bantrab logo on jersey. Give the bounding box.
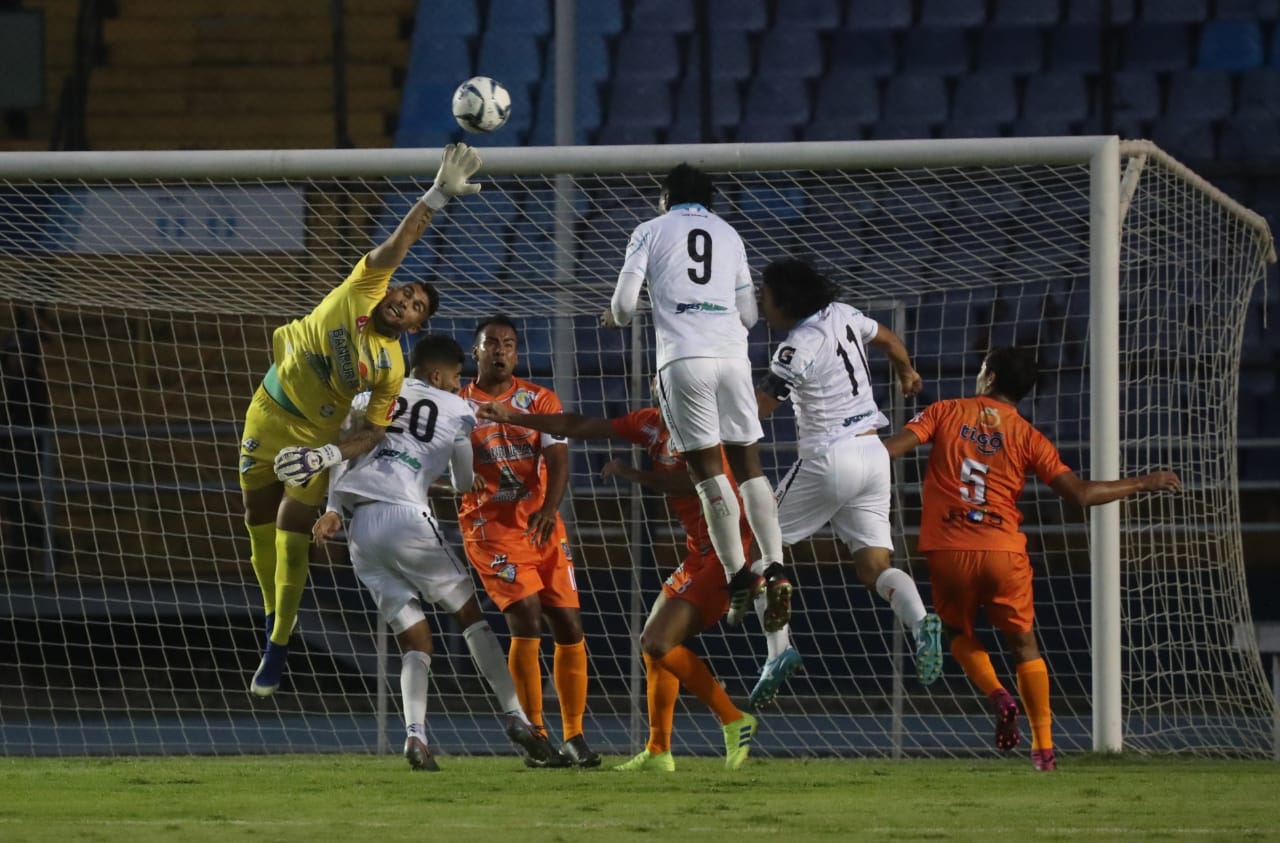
[674,301,728,314]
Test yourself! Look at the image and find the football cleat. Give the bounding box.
[522,727,572,768]
[748,647,804,711]
[1031,748,1057,772]
[990,688,1022,751]
[760,563,793,632]
[915,613,943,685]
[249,640,289,697]
[263,613,298,648]
[613,749,675,773]
[404,732,440,772]
[506,716,557,766]
[559,734,602,768]
[725,566,766,626]
[722,712,758,770]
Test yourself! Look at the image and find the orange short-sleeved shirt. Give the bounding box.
[904,397,1071,553]
[458,377,566,541]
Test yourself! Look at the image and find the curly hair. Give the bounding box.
[761,258,838,321]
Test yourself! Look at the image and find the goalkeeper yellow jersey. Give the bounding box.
[268,255,404,432]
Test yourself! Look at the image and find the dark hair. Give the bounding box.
[983,346,1039,402]
[410,333,464,370]
[473,313,519,342]
[408,279,440,318]
[761,258,838,321]
[663,163,715,209]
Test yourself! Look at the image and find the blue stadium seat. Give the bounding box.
[756,27,825,78]
[1239,69,1280,116]
[1111,71,1161,121]
[596,124,661,145]
[844,0,913,30]
[527,76,600,145]
[559,33,612,84]
[442,192,520,281]
[782,0,843,29]
[992,0,1060,26]
[829,29,897,76]
[736,121,799,142]
[803,119,867,140]
[577,0,624,35]
[1216,0,1280,19]
[869,121,935,139]
[813,70,880,124]
[1149,118,1217,161]
[1011,116,1079,137]
[476,31,542,90]
[404,38,472,83]
[1198,20,1264,71]
[1219,115,1280,167]
[486,0,551,34]
[1122,24,1192,72]
[1165,70,1233,121]
[413,0,478,37]
[942,120,1005,138]
[603,78,672,128]
[1140,0,1208,23]
[629,0,696,32]
[953,72,1019,123]
[901,28,972,75]
[976,26,1045,74]
[710,0,769,31]
[1269,26,1280,65]
[919,0,985,28]
[687,30,753,81]
[614,31,681,81]
[669,77,742,143]
[1023,73,1091,122]
[1066,0,1135,24]
[882,74,949,124]
[742,76,812,128]
[396,82,461,147]
[1048,24,1103,73]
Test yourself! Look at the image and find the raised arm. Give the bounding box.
[868,323,923,397]
[1049,469,1181,508]
[367,143,483,271]
[476,402,617,440]
[601,458,698,497]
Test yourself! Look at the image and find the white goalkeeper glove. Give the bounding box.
[274,444,343,487]
[421,142,483,210]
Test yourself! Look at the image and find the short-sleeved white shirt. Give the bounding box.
[769,302,890,456]
[618,203,753,369]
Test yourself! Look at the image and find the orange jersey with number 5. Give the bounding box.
[904,397,1071,553]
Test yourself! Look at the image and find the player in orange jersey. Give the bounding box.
[477,396,774,771]
[883,346,1180,771]
[458,315,597,767]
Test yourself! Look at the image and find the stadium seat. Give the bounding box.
[1048,24,1104,73]
[870,121,935,139]
[476,31,543,90]
[1011,116,1079,137]
[560,33,612,84]
[1238,69,1280,116]
[686,30,753,81]
[669,77,742,143]
[527,76,600,145]
[736,121,799,142]
[781,0,843,30]
[952,72,1019,124]
[844,0,913,30]
[829,29,897,76]
[395,82,462,148]
[577,0,624,35]
[486,0,552,34]
[882,74,949,125]
[742,76,812,128]
[942,120,1005,138]
[919,0,985,28]
[1165,71,1233,121]
[976,26,1045,74]
[901,28,972,76]
[813,70,880,125]
[1149,118,1217,162]
[1219,115,1280,167]
[613,31,681,81]
[1122,24,1192,72]
[992,0,1060,26]
[629,0,696,32]
[595,124,661,145]
[603,79,672,129]
[1215,0,1280,19]
[756,27,825,78]
[1140,0,1208,23]
[710,0,768,31]
[1066,0,1135,24]
[803,119,867,140]
[1110,71,1161,122]
[413,0,478,37]
[404,38,472,84]
[1198,20,1264,71]
[1023,73,1091,123]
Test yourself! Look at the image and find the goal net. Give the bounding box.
[0,140,1274,759]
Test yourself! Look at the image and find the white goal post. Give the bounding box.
[0,138,1274,759]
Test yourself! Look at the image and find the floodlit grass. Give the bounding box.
[1,754,1276,842]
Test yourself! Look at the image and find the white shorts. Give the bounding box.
[346,501,477,631]
[774,434,893,553]
[656,357,764,453]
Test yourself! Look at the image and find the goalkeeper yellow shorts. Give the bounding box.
[238,385,336,507]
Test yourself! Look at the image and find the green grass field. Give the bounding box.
[2,754,1276,842]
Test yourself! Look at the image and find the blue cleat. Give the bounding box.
[748,647,804,711]
[250,640,289,697]
[916,613,943,686]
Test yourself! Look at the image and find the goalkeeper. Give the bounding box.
[237,143,482,697]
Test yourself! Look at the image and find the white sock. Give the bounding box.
[875,567,928,637]
[738,476,783,566]
[695,474,748,577]
[752,559,792,659]
[401,650,432,731]
[463,620,524,716]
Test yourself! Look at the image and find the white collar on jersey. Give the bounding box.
[668,203,706,212]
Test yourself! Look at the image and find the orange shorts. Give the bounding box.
[463,518,579,612]
[662,550,730,631]
[925,549,1035,638]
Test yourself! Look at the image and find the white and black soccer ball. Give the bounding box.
[452,76,512,133]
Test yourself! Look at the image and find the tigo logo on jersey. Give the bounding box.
[512,389,534,410]
[675,301,728,314]
[959,423,1004,456]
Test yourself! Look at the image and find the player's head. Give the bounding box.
[759,258,838,329]
[473,314,519,387]
[660,163,714,212]
[410,333,465,393]
[978,346,1039,402]
[372,279,439,337]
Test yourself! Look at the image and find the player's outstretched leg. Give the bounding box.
[989,687,1021,751]
[403,725,440,772]
[725,566,766,626]
[249,641,289,697]
[749,647,803,711]
[915,612,944,685]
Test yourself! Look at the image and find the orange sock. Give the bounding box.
[644,653,679,754]
[553,640,589,742]
[657,645,739,725]
[508,637,544,732]
[950,634,1003,697]
[1016,658,1053,750]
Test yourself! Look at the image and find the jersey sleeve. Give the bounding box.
[455,408,476,442]
[618,223,651,281]
[343,254,396,297]
[532,388,567,449]
[363,369,403,427]
[769,329,819,390]
[848,306,879,344]
[1028,427,1072,485]
[610,409,653,445]
[904,401,946,444]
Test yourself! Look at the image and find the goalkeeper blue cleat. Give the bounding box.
[915,612,943,685]
[263,613,298,648]
[250,641,289,697]
[748,647,804,711]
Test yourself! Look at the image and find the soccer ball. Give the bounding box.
[452,76,511,133]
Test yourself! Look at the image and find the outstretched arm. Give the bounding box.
[476,402,616,440]
[601,458,697,497]
[882,428,922,459]
[367,143,483,271]
[868,323,923,397]
[1049,469,1181,508]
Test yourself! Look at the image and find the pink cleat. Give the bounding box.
[1031,748,1057,771]
[990,688,1021,751]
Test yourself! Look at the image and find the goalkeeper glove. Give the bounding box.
[421,142,483,210]
[274,444,343,487]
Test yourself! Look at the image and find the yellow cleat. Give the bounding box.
[722,712,758,770]
[613,749,675,772]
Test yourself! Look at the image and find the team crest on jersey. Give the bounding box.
[242,437,259,453]
[512,388,534,410]
[239,455,255,474]
[377,349,392,370]
[490,554,516,583]
[356,315,369,332]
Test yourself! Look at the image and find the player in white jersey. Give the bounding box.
[753,258,944,696]
[605,163,791,631]
[311,334,557,771]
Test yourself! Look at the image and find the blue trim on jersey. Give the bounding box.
[668,203,706,212]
